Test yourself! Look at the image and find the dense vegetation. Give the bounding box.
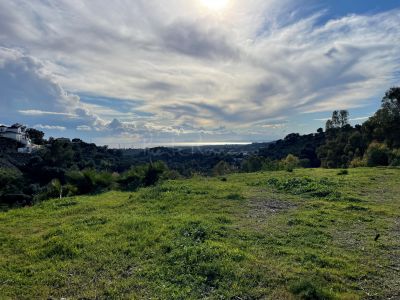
[256,87,400,170]
[1,87,399,207]
[0,168,399,299]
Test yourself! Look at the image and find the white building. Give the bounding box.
[0,123,33,152]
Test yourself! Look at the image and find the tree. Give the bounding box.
[363,87,400,148]
[339,110,349,127]
[26,128,45,145]
[332,111,340,127]
[382,87,400,116]
[325,120,334,131]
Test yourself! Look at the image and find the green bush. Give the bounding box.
[143,161,169,186]
[241,156,265,172]
[0,168,28,206]
[117,165,146,191]
[389,149,400,166]
[66,169,116,195]
[118,161,170,191]
[365,142,389,167]
[350,157,367,168]
[282,154,300,172]
[337,169,348,175]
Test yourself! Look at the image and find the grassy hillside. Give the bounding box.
[0,168,399,299]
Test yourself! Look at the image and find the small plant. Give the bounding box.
[289,278,332,300]
[337,169,348,175]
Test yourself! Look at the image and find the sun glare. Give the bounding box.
[201,0,230,11]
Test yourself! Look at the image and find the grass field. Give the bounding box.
[0,168,399,299]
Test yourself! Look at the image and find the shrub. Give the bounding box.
[241,156,265,172]
[0,168,28,206]
[389,149,400,166]
[350,157,367,168]
[117,167,143,191]
[143,161,169,186]
[337,169,348,175]
[365,142,389,167]
[118,161,170,191]
[66,169,116,195]
[282,154,300,172]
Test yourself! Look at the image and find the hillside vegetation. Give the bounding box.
[0,168,399,299]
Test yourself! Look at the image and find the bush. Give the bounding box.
[117,164,148,191]
[389,149,400,166]
[241,156,265,172]
[143,161,169,186]
[350,157,367,168]
[118,161,170,191]
[66,169,116,195]
[365,142,389,167]
[0,168,28,206]
[282,154,300,172]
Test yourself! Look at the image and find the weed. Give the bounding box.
[267,177,341,199]
[289,278,332,300]
[337,169,349,175]
[226,193,244,200]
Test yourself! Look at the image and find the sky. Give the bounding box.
[0,0,399,148]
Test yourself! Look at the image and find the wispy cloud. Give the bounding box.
[350,116,371,121]
[19,110,78,117]
[0,1,399,143]
[34,124,67,131]
[76,125,92,131]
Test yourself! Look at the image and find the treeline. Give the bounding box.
[226,87,400,172]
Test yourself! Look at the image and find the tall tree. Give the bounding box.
[332,111,340,127]
[339,110,349,127]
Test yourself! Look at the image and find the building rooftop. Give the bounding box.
[10,123,24,128]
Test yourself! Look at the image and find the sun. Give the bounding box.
[200,0,230,11]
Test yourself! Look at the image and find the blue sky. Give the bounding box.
[0,0,399,147]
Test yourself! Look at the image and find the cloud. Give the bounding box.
[19,110,78,117]
[0,47,105,131]
[0,1,399,144]
[160,19,239,60]
[76,125,92,131]
[34,124,67,131]
[350,116,370,121]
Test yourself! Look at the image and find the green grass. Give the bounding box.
[1,168,399,299]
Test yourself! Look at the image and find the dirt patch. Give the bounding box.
[246,195,296,220]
